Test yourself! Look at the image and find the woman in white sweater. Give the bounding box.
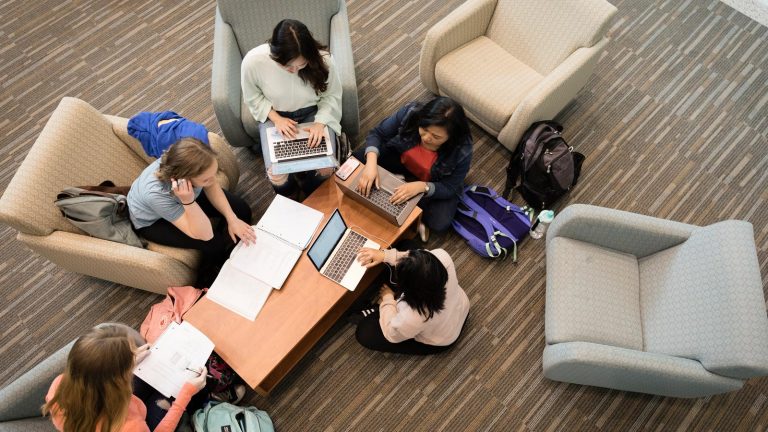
[354,247,470,354]
[241,19,342,198]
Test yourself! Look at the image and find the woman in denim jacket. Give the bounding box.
[353,97,472,240]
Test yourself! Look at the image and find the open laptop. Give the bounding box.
[337,163,423,226]
[307,209,380,291]
[266,122,333,163]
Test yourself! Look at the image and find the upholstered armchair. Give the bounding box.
[543,204,768,397]
[0,97,240,294]
[0,324,143,431]
[419,0,617,151]
[211,0,359,148]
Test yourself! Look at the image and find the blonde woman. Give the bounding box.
[127,138,255,287]
[43,324,206,432]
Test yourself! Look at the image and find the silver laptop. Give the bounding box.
[337,162,423,226]
[266,122,333,163]
[307,209,380,291]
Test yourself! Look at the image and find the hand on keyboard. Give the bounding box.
[304,122,326,147]
[273,115,298,139]
[357,247,384,268]
[390,181,425,205]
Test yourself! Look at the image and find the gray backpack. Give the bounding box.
[193,402,274,432]
[55,187,144,248]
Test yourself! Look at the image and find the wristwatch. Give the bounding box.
[423,183,430,193]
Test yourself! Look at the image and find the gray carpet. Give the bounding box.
[1,0,767,430]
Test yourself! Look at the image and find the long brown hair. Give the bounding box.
[269,19,329,94]
[42,325,136,432]
[155,138,217,183]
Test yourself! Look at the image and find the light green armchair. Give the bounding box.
[544,204,768,397]
[419,0,617,151]
[211,0,359,148]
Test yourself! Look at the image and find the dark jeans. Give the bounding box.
[132,376,207,430]
[355,310,459,355]
[135,190,252,288]
[352,148,459,232]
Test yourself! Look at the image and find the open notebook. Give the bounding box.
[229,194,323,289]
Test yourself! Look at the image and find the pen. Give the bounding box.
[184,367,214,379]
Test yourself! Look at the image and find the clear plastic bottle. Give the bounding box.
[529,210,555,239]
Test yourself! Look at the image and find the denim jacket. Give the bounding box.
[363,102,473,200]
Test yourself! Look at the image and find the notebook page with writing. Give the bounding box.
[133,321,213,398]
[229,231,302,289]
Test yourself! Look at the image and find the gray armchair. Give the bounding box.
[212,0,359,148]
[543,204,768,398]
[0,324,143,431]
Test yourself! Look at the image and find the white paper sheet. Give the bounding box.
[256,194,323,249]
[207,260,272,321]
[229,231,302,289]
[133,321,214,398]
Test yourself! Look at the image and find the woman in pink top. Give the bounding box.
[43,324,206,432]
[354,247,470,355]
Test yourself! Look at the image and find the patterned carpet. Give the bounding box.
[1,0,767,430]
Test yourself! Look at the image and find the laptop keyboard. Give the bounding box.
[273,137,327,160]
[323,230,367,283]
[357,187,407,217]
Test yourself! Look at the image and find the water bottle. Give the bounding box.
[529,210,555,239]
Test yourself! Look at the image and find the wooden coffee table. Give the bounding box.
[184,165,421,395]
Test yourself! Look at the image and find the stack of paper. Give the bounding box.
[207,195,324,321]
[133,321,214,398]
[207,261,272,321]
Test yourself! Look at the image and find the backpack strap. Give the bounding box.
[452,203,505,258]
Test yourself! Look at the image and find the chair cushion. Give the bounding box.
[639,220,768,379]
[146,241,202,270]
[546,237,643,351]
[241,99,261,141]
[435,36,542,133]
[486,0,616,74]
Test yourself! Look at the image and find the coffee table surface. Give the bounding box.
[184,166,421,395]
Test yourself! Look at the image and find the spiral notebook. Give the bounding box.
[228,195,323,289]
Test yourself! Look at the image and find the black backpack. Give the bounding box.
[502,121,585,210]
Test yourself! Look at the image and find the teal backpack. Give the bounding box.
[192,402,274,432]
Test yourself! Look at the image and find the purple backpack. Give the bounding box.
[452,185,532,261]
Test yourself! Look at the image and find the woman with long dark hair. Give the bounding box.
[353,247,470,355]
[241,19,342,198]
[354,97,473,241]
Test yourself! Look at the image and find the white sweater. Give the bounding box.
[241,43,342,135]
[379,249,470,346]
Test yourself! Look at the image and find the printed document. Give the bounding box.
[133,321,213,398]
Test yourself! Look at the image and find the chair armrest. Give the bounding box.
[543,342,743,398]
[419,0,497,94]
[546,204,696,258]
[208,132,239,191]
[330,0,359,142]
[19,231,196,294]
[498,39,607,151]
[211,7,252,148]
[0,341,74,421]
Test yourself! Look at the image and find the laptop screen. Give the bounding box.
[307,210,347,270]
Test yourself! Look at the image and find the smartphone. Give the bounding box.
[335,158,361,181]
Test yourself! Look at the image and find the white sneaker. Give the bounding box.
[418,222,430,243]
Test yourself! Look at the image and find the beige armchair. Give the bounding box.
[0,97,240,294]
[419,0,617,151]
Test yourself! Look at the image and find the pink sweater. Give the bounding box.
[379,248,470,345]
[46,375,196,432]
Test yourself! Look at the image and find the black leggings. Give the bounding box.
[355,310,460,355]
[136,190,252,287]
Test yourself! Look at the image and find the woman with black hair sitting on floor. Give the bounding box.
[353,247,470,355]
